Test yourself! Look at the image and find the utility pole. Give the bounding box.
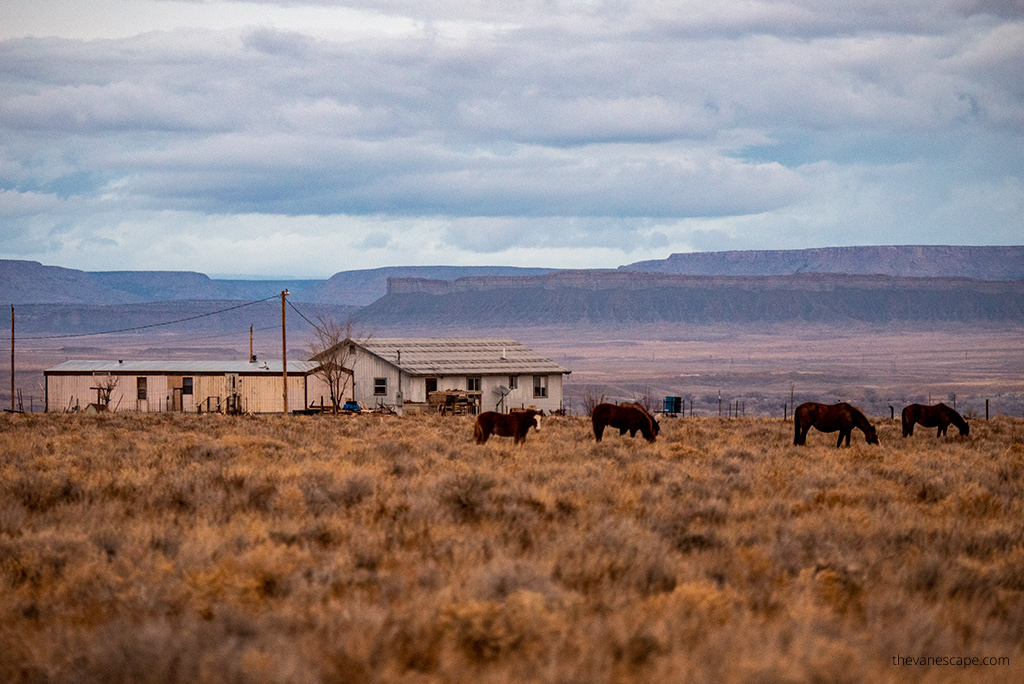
[9,305,13,413]
[250,324,254,362]
[281,290,289,414]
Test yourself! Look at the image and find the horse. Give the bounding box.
[901,403,969,438]
[474,409,543,445]
[794,402,879,447]
[591,402,660,443]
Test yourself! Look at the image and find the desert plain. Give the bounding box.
[2,320,1022,683]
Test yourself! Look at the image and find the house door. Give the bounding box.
[169,375,183,412]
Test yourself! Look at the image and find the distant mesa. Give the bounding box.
[619,245,1024,281]
[3,246,1022,331]
[356,270,1024,326]
[0,260,555,307]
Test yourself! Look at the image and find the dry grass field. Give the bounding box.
[2,411,1023,683]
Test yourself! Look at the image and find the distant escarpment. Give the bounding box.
[355,272,1024,325]
[0,260,554,306]
[621,245,1024,280]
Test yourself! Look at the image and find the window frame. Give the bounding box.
[533,375,548,398]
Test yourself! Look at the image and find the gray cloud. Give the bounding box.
[0,1,1021,274]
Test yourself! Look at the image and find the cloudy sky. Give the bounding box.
[1,0,1021,277]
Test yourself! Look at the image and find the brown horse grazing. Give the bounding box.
[902,403,969,438]
[474,409,543,445]
[794,402,879,447]
[592,402,660,443]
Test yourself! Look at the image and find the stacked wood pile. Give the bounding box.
[428,390,481,415]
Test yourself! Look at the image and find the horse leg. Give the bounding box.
[903,419,912,437]
[794,420,803,445]
[837,430,848,448]
[937,423,946,438]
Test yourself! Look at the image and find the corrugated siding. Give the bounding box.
[46,373,173,412]
[352,350,401,408]
[47,371,318,414]
[481,373,563,413]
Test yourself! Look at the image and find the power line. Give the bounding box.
[286,299,324,333]
[4,296,279,341]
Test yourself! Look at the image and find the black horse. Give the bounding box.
[902,403,969,438]
[474,409,543,445]
[591,402,660,443]
[794,402,879,447]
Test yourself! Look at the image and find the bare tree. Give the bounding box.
[307,318,368,413]
[631,385,659,415]
[581,389,606,417]
[91,375,119,411]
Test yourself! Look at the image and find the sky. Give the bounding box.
[1,0,1022,278]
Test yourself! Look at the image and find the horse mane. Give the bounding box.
[619,402,656,434]
[843,403,873,431]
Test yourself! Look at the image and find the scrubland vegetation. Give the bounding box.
[1,412,1022,683]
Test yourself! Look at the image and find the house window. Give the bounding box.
[374,377,387,395]
[182,377,193,395]
[136,377,148,401]
[533,375,548,398]
[508,375,518,390]
[425,378,438,394]
[467,376,482,392]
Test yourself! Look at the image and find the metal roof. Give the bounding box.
[45,360,320,374]
[355,337,570,375]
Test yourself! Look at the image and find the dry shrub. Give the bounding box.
[553,518,677,597]
[2,413,1024,683]
[436,468,497,524]
[441,590,561,664]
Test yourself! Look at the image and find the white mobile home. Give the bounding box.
[44,359,333,414]
[336,337,571,414]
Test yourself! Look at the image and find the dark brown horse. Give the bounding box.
[592,402,660,443]
[902,403,969,438]
[794,402,879,447]
[474,409,543,445]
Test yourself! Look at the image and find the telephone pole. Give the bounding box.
[9,305,13,413]
[281,290,289,414]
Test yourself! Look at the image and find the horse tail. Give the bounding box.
[793,409,803,445]
[473,419,487,444]
[901,405,912,437]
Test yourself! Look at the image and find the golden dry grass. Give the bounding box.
[1,412,1023,683]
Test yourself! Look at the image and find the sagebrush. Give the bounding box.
[1,412,1022,683]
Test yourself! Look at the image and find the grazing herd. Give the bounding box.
[473,400,972,448]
